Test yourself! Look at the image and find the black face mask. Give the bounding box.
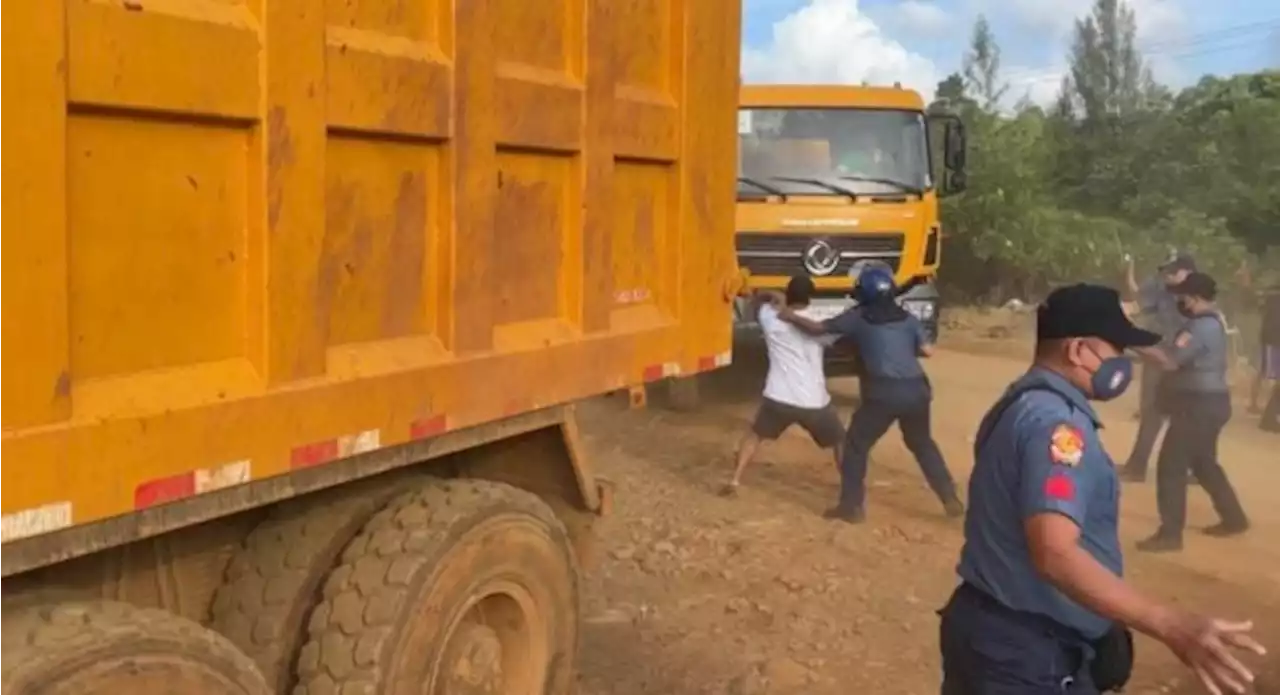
[859,296,909,324]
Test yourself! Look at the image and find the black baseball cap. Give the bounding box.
[1159,252,1196,273]
[1037,284,1161,349]
[1169,271,1217,300]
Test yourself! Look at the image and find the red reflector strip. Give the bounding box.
[695,351,732,371]
[410,415,448,440]
[134,473,195,509]
[134,460,253,510]
[291,439,339,469]
[290,430,381,470]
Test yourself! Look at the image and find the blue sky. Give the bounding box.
[741,0,1280,104]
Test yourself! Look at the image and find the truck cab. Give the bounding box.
[734,84,966,371]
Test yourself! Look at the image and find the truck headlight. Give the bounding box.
[902,300,935,321]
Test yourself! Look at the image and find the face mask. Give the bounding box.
[1081,345,1133,401]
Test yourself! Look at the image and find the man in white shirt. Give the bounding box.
[722,276,843,496]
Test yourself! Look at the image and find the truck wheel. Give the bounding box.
[294,479,580,695]
[2,599,270,695]
[209,474,416,693]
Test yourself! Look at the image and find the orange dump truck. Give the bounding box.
[1,2,741,692]
[735,85,967,373]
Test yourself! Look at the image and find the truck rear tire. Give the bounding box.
[209,474,417,693]
[1,599,271,695]
[293,479,580,695]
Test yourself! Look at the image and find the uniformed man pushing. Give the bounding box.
[1120,252,1195,482]
[778,266,963,522]
[1135,272,1250,552]
[941,284,1265,695]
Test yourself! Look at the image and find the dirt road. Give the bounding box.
[572,343,1280,695]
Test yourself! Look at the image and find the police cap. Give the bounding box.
[1169,271,1217,300]
[1037,284,1161,349]
[1159,251,1196,273]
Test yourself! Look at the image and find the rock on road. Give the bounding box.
[572,345,1280,695]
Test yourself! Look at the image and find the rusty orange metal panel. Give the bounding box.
[1,0,742,542]
[2,0,70,430]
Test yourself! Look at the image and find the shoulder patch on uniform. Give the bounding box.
[1044,474,1076,501]
[1173,330,1191,348]
[1048,423,1085,466]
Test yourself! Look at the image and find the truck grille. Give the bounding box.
[736,232,904,277]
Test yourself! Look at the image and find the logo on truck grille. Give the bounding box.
[802,239,840,276]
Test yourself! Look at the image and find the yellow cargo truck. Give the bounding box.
[0,2,741,693]
[735,84,967,370]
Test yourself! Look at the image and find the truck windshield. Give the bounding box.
[737,108,931,197]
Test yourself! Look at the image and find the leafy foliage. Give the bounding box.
[932,1,1279,304]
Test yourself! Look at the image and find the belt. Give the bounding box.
[952,583,1090,649]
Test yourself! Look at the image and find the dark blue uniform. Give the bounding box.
[1124,277,1183,477]
[942,284,1160,694]
[822,305,959,515]
[942,367,1121,694]
[1147,311,1249,544]
[1258,289,1280,431]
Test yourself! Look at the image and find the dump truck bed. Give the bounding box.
[1,0,741,565]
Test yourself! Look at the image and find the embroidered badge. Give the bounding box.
[1044,474,1076,502]
[1048,424,1084,467]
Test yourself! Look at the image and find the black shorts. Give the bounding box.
[751,398,844,448]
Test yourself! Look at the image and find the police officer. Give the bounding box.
[941,284,1265,694]
[1255,281,1280,432]
[1120,252,1195,482]
[1135,272,1250,552]
[777,266,963,522]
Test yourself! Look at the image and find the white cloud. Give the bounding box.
[1003,70,1067,109]
[897,0,951,37]
[1004,0,1185,41]
[741,0,942,101]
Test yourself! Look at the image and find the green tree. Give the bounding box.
[962,16,1008,113]
[1064,0,1150,121]
[931,5,1272,303]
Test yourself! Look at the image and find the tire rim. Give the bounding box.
[427,579,549,695]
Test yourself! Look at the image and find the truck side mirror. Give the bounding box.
[929,114,967,197]
[943,119,966,171]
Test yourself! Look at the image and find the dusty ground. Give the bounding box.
[571,314,1280,695]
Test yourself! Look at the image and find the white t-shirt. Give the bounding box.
[758,304,835,409]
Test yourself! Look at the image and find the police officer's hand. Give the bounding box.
[755,289,782,307]
[1156,611,1266,694]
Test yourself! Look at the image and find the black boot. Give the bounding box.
[1136,531,1183,553]
[942,496,966,518]
[1203,519,1250,537]
[823,505,866,524]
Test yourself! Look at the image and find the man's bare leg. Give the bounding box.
[722,431,762,496]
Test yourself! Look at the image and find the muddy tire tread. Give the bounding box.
[209,474,421,693]
[2,599,270,694]
[292,478,579,695]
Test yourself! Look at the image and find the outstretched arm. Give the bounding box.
[776,306,829,336]
[1018,419,1265,694]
